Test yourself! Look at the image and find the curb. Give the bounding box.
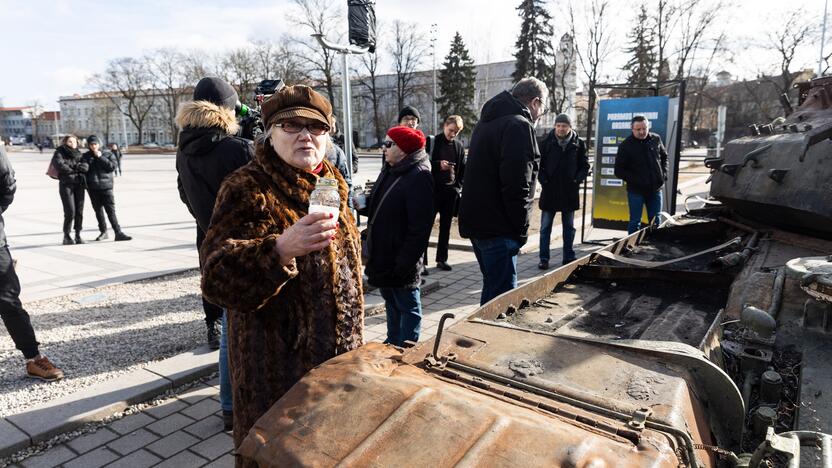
[0,346,218,459]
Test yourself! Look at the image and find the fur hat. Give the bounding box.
[555,113,571,126]
[387,126,426,154]
[193,77,238,110]
[261,85,333,129]
[397,105,420,123]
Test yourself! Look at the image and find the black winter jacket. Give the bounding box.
[458,91,539,245]
[0,145,16,248]
[364,150,434,289]
[614,133,668,196]
[175,100,254,232]
[429,133,466,195]
[51,145,88,186]
[82,150,118,191]
[538,129,589,212]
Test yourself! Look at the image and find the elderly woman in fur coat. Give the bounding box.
[200,85,364,466]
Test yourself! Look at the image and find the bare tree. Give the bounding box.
[673,0,723,81]
[354,50,384,146]
[765,9,815,113]
[654,0,680,82]
[685,33,726,138]
[286,0,344,105]
[145,48,188,145]
[89,57,157,144]
[180,49,213,85]
[219,46,260,103]
[551,33,578,115]
[250,37,310,86]
[388,20,427,111]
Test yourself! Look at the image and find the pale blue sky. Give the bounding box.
[0,0,825,110]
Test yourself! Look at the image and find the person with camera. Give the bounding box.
[176,77,253,431]
[51,134,88,245]
[82,135,131,242]
[361,126,434,347]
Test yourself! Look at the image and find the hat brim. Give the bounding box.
[268,107,331,128]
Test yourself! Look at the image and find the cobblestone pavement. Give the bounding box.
[8,239,596,467]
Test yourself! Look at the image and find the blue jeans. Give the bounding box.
[539,210,576,263]
[626,190,663,234]
[471,237,521,305]
[219,311,232,412]
[379,287,422,346]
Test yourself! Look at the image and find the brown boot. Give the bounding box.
[26,355,65,382]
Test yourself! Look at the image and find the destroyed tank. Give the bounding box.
[236,78,832,467]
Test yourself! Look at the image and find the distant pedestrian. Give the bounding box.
[537,113,589,269]
[0,145,65,381]
[176,77,254,431]
[82,135,131,242]
[51,134,88,245]
[427,115,466,272]
[108,143,123,176]
[614,115,668,234]
[363,126,434,346]
[458,77,547,305]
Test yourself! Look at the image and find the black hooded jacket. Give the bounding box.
[0,145,16,248]
[364,149,434,289]
[538,129,589,212]
[175,100,254,232]
[82,150,118,191]
[614,133,668,196]
[51,145,88,186]
[458,91,539,245]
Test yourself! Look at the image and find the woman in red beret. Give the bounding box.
[359,126,434,346]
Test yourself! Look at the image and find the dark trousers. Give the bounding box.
[88,189,121,233]
[59,182,85,234]
[626,190,663,234]
[0,246,39,359]
[433,187,457,263]
[379,286,422,347]
[471,237,521,306]
[196,226,223,327]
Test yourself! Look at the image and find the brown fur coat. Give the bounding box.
[200,139,364,467]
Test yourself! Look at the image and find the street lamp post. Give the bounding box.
[431,24,438,135]
[312,34,367,176]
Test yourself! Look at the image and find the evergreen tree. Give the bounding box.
[436,32,478,134]
[621,4,657,96]
[512,0,554,85]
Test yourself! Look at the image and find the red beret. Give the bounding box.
[387,126,426,154]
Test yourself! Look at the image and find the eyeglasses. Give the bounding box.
[383,141,395,148]
[274,121,331,136]
[536,97,549,115]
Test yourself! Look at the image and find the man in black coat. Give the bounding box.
[82,135,131,241]
[428,115,466,271]
[176,77,254,350]
[0,145,65,381]
[614,115,668,234]
[108,142,123,176]
[51,135,88,245]
[458,77,548,305]
[363,126,434,347]
[537,113,589,269]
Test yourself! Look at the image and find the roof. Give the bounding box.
[0,106,32,112]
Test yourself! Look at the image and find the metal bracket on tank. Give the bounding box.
[628,407,653,431]
[768,169,789,183]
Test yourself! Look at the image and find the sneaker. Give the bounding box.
[436,261,452,271]
[207,321,220,350]
[114,232,132,242]
[26,356,65,381]
[74,233,85,244]
[95,231,109,241]
[62,234,74,245]
[538,260,549,270]
[223,410,233,432]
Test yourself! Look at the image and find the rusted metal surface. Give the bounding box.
[237,343,684,467]
[709,77,832,237]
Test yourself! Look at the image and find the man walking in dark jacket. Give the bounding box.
[363,126,434,346]
[0,145,65,381]
[614,115,668,234]
[176,77,253,431]
[537,114,589,269]
[83,135,131,241]
[429,115,466,271]
[459,77,548,305]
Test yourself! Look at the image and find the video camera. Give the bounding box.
[236,78,285,141]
